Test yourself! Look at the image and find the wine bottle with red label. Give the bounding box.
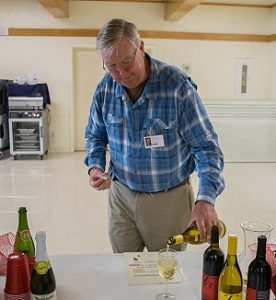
[246,235,271,300]
[201,225,225,300]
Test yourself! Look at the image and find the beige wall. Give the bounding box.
[0,0,275,152]
[269,42,276,100]
[269,7,276,33]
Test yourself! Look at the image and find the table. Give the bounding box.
[1,252,274,300]
[0,251,202,300]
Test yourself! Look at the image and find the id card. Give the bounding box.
[144,135,165,148]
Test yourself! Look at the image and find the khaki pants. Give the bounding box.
[108,180,194,252]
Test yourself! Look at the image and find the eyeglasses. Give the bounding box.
[102,48,138,73]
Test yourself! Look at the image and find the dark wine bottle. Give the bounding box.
[201,225,225,300]
[30,231,57,300]
[246,235,271,300]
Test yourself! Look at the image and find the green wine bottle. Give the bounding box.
[30,231,57,300]
[167,220,226,246]
[218,234,243,300]
[14,207,35,257]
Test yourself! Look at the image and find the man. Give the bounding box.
[85,18,225,252]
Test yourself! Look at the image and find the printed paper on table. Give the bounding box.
[123,252,185,285]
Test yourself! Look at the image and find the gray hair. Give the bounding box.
[96,19,141,56]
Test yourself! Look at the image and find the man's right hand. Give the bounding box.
[89,168,111,191]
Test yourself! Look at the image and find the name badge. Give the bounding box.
[144,135,165,148]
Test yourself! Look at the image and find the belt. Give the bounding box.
[113,176,190,194]
[160,177,190,193]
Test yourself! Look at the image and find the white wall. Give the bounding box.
[0,0,275,153]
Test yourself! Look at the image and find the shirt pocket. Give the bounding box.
[142,118,178,151]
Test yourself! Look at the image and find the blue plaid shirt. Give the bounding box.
[85,55,224,204]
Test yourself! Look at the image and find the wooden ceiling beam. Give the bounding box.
[165,0,202,20]
[38,0,69,18]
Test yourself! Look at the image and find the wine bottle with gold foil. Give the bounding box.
[14,207,35,258]
[201,225,225,300]
[167,220,226,246]
[218,235,243,300]
[30,231,57,300]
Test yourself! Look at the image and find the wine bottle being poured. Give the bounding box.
[167,220,226,246]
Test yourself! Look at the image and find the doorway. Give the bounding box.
[72,47,105,150]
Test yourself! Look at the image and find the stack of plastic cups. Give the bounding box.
[4,252,30,300]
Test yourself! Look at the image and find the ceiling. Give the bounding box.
[38,0,276,21]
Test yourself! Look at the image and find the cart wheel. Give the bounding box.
[40,155,43,160]
[13,156,17,160]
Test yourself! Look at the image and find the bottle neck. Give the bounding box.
[256,237,266,259]
[210,241,220,250]
[226,253,238,266]
[36,239,49,262]
[210,226,220,245]
[227,235,238,265]
[18,212,29,231]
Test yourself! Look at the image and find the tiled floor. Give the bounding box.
[0,151,275,256]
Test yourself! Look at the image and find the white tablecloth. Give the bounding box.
[2,251,273,300]
[0,251,202,300]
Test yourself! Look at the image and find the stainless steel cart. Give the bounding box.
[8,96,50,160]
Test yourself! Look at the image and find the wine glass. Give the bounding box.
[156,248,178,300]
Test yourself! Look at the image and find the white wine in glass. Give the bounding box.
[156,248,178,300]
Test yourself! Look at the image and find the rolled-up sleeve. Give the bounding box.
[178,81,225,204]
[84,90,108,172]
